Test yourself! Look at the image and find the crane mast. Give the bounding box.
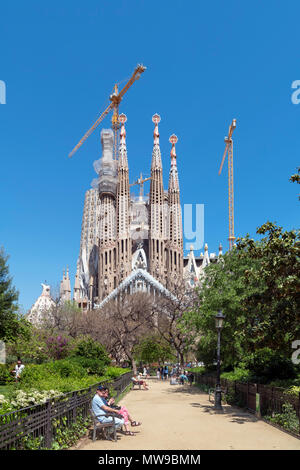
[68,64,146,159]
[130,172,151,199]
[218,119,236,250]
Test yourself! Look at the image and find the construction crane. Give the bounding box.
[218,119,237,250]
[130,172,151,199]
[68,64,146,159]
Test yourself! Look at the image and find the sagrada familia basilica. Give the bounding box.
[28,114,222,321]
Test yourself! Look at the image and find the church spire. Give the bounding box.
[118,113,128,168]
[117,113,131,283]
[149,114,165,283]
[167,134,183,286]
[168,134,180,191]
[151,114,162,169]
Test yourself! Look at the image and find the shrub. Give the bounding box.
[17,358,128,393]
[45,335,70,360]
[189,366,206,375]
[241,348,297,383]
[221,367,252,383]
[284,385,300,397]
[69,357,106,376]
[9,389,63,409]
[70,337,110,365]
[0,364,14,385]
[267,403,299,434]
[0,394,13,415]
[103,366,130,379]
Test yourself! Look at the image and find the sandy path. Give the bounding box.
[75,379,300,450]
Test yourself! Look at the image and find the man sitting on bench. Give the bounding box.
[131,374,149,390]
[92,385,124,430]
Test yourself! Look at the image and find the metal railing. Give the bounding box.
[194,373,300,436]
[0,371,133,449]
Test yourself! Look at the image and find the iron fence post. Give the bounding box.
[73,392,77,422]
[45,400,52,449]
[298,392,300,435]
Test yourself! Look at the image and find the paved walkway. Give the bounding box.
[74,379,300,450]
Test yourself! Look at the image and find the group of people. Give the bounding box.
[156,365,169,380]
[159,364,194,386]
[92,385,142,436]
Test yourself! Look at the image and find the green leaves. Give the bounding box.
[185,222,300,372]
[133,335,174,364]
[0,247,20,342]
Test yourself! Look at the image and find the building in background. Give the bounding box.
[27,283,56,325]
[72,113,221,309]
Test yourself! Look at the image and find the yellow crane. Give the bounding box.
[218,119,236,250]
[68,64,146,159]
[130,172,151,199]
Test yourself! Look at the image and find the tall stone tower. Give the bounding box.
[116,114,132,284]
[148,114,166,284]
[74,112,195,309]
[167,135,183,288]
[98,129,118,301]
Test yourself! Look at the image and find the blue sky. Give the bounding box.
[0,1,299,311]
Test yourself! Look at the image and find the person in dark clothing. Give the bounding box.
[187,371,194,386]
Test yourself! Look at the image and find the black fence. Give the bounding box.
[194,373,300,436]
[0,371,133,450]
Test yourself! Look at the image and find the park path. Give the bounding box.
[74,379,300,450]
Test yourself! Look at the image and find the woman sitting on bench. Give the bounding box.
[102,387,142,436]
[132,374,149,390]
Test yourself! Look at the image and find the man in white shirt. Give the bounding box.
[13,359,25,381]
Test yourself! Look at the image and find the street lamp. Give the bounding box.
[214,310,225,412]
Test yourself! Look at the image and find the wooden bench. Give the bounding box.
[89,408,118,441]
[131,381,142,390]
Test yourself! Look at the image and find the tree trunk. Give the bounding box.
[131,358,138,375]
[179,352,184,367]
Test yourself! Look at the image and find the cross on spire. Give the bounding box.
[169,134,178,166]
[152,114,161,145]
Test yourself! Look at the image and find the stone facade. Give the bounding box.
[74,114,220,309]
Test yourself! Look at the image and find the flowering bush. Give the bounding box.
[0,389,63,415]
[0,394,13,415]
[9,389,63,408]
[46,335,70,360]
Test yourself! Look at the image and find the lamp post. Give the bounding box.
[214,310,225,412]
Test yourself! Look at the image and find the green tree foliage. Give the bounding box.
[185,247,262,369]
[290,167,300,200]
[70,336,110,365]
[0,247,26,342]
[236,222,300,354]
[240,348,297,383]
[185,222,300,372]
[133,335,175,364]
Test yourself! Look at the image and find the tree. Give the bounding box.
[39,301,83,338]
[184,222,300,370]
[236,222,300,354]
[153,280,199,366]
[133,334,175,364]
[0,247,21,341]
[290,167,300,200]
[96,292,154,373]
[185,247,263,369]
